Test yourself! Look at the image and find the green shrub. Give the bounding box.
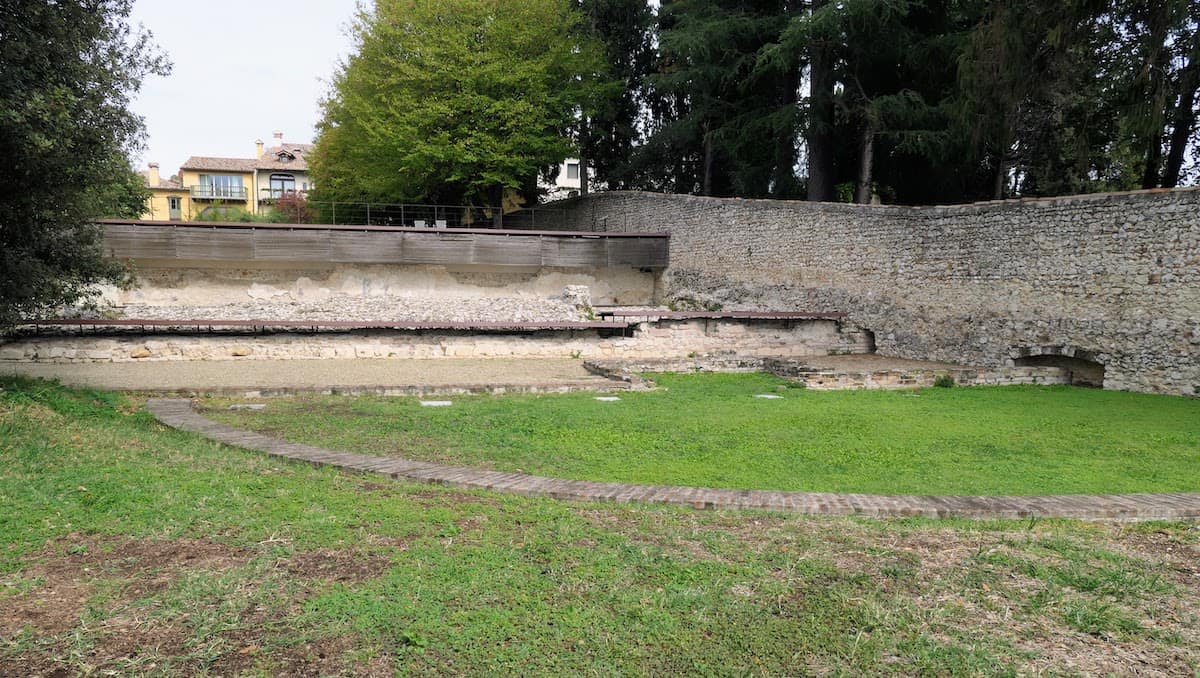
[933,375,956,388]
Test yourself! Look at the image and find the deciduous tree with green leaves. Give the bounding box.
[0,0,167,328]
[310,0,608,220]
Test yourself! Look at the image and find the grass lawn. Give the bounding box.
[1,377,1198,675]
[207,372,1200,496]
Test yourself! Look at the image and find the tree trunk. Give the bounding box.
[771,59,801,198]
[579,118,590,195]
[992,156,1006,200]
[1140,4,1172,189]
[1163,32,1200,188]
[1142,134,1164,189]
[806,0,835,202]
[489,184,503,228]
[702,123,715,196]
[854,124,875,204]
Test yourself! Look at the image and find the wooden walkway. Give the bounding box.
[148,398,1200,522]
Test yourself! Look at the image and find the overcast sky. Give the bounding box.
[129,0,360,175]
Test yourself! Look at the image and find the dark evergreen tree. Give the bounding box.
[0,0,168,327]
[636,0,801,197]
[575,0,656,191]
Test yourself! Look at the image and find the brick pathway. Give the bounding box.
[148,398,1200,522]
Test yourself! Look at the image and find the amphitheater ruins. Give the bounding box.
[2,187,1197,396]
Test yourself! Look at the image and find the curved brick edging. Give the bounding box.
[148,398,1200,521]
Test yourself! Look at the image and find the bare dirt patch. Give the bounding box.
[1107,526,1200,587]
[278,548,393,584]
[210,633,394,677]
[0,535,245,637]
[569,510,1200,675]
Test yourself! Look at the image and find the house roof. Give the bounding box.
[255,143,313,171]
[139,170,182,190]
[180,156,258,172]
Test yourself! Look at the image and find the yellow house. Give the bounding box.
[141,133,313,221]
[139,163,190,221]
[177,156,257,220]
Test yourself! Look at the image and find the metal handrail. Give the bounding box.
[190,186,248,199]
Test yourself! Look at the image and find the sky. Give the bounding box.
[128,0,360,175]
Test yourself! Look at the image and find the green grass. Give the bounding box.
[2,376,1198,675]
[207,372,1200,495]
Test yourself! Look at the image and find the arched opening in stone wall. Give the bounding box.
[1013,349,1106,388]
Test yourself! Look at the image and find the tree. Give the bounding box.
[0,0,168,328]
[574,0,656,191]
[310,0,607,219]
[593,0,1200,203]
[639,0,801,198]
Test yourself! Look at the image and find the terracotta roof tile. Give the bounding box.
[180,156,257,172]
[255,143,313,171]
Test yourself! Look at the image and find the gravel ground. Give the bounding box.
[114,297,589,323]
[1,358,605,392]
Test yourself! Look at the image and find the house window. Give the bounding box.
[167,197,181,209]
[270,173,296,198]
[198,174,244,198]
[566,162,580,180]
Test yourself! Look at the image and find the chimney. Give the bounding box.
[255,139,264,159]
[273,130,283,144]
[147,162,160,187]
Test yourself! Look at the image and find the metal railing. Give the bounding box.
[266,200,570,230]
[190,185,248,200]
[259,188,309,200]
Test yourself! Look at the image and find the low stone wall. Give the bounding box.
[550,189,1200,396]
[0,318,871,363]
[765,363,1070,390]
[584,356,1070,390]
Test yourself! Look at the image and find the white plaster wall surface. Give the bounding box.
[103,264,656,308]
[550,189,1200,396]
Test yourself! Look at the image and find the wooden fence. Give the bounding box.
[99,220,669,269]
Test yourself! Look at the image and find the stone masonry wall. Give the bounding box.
[551,189,1200,395]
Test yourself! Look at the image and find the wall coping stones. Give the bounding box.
[547,185,1200,214]
[148,398,1200,522]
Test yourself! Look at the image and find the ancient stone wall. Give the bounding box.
[552,189,1200,395]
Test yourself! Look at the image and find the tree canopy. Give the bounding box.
[313,0,1200,206]
[587,0,1200,204]
[0,0,167,327]
[309,0,608,210]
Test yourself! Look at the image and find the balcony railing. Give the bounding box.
[190,185,248,200]
[259,188,308,201]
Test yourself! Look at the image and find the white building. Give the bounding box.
[542,158,585,200]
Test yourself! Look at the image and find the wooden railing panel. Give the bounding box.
[104,223,175,259]
[175,227,254,261]
[470,233,543,267]
[100,221,668,269]
[329,231,404,263]
[253,229,331,261]
[401,231,475,265]
[541,237,606,267]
